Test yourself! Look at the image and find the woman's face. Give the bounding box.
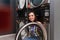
[28,12,36,22]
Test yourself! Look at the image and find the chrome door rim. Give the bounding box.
[16,22,47,40]
[28,0,44,8]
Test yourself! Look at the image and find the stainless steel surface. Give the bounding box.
[54,0,60,40]
[50,0,54,40]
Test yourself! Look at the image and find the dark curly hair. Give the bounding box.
[27,10,38,22]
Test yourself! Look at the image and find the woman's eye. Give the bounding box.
[31,15,33,16]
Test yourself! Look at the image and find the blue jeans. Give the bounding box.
[23,36,40,40]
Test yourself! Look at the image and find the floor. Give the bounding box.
[0,34,15,40]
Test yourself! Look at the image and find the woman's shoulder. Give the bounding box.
[36,21,42,24]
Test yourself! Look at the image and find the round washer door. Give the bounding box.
[19,0,25,9]
[29,0,44,8]
[16,22,47,40]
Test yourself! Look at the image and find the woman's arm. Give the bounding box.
[16,20,20,24]
[37,21,47,28]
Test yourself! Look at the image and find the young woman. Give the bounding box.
[24,10,43,40]
[28,10,41,23]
